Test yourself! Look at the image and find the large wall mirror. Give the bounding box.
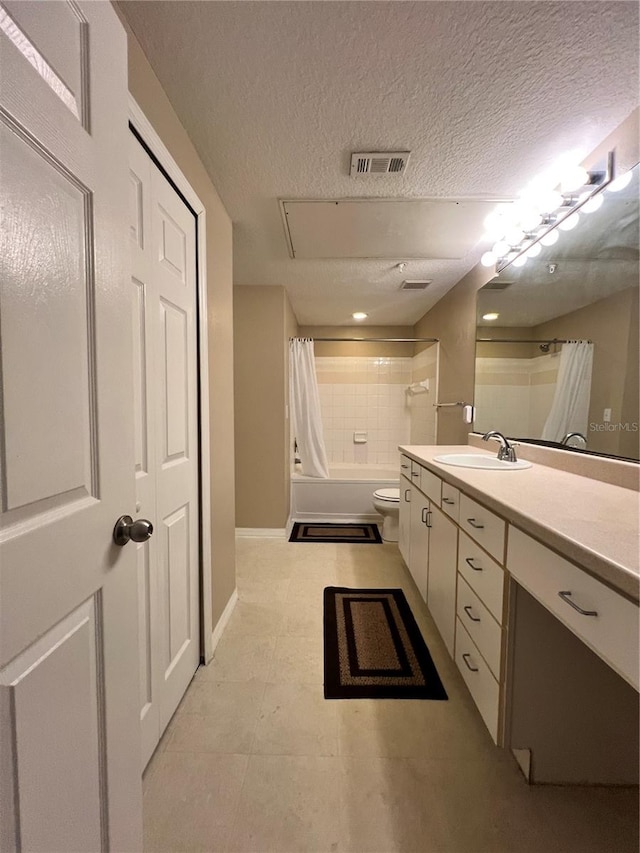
[473,163,639,461]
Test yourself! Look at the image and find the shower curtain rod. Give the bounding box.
[476,337,592,344]
[291,337,439,343]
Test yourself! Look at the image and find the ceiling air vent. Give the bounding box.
[482,279,513,291]
[350,151,411,178]
[401,280,431,291]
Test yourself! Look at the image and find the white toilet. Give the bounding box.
[372,488,400,542]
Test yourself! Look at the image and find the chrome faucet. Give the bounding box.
[561,431,587,448]
[482,430,519,462]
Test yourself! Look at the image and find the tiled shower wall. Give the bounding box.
[315,357,411,465]
[474,354,560,437]
[314,344,440,466]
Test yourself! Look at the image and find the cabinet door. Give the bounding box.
[427,504,458,655]
[409,486,430,602]
[399,484,412,566]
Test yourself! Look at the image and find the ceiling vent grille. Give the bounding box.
[401,279,431,291]
[350,151,410,178]
[483,279,513,291]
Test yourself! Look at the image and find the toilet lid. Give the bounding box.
[374,488,400,502]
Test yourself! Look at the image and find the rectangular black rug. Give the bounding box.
[324,587,448,700]
[289,522,382,544]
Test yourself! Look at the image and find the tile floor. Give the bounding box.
[143,537,639,853]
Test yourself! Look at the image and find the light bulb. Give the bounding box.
[483,209,509,239]
[492,240,510,257]
[540,229,559,246]
[607,171,632,192]
[352,312,368,321]
[581,193,604,214]
[525,242,542,258]
[534,189,563,215]
[481,251,497,267]
[558,212,579,231]
[504,227,525,247]
[512,254,527,268]
[512,200,542,232]
[560,165,589,193]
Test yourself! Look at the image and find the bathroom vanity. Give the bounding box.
[398,443,639,785]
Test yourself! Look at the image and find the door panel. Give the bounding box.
[129,133,200,766]
[0,3,142,849]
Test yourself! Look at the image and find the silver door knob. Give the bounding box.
[113,515,154,546]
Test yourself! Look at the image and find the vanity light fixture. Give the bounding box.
[481,150,622,273]
[482,312,500,321]
[352,312,368,321]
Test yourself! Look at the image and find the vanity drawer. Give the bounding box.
[440,482,459,522]
[409,460,423,488]
[457,575,502,679]
[400,454,412,481]
[419,467,441,507]
[459,494,505,562]
[458,531,505,623]
[507,527,640,691]
[455,618,500,743]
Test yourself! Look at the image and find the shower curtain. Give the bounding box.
[289,338,330,478]
[541,341,594,442]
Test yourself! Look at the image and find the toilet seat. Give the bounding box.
[373,488,400,502]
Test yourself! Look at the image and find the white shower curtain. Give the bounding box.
[289,338,330,478]
[542,341,594,442]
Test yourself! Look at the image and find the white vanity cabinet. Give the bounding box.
[426,503,458,655]
[398,458,412,566]
[408,484,430,602]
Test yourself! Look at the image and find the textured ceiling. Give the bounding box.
[120,1,639,325]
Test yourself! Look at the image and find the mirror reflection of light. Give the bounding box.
[540,229,560,246]
[512,254,528,267]
[558,212,580,231]
[607,171,633,192]
[525,242,542,258]
[481,251,497,267]
[582,194,604,214]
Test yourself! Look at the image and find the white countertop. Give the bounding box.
[399,445,640,602]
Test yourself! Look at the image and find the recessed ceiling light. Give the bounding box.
[352,312,368,321]
[482,312,499,321]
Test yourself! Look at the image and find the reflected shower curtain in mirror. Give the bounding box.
[289,338,330,478]
[542,341,594,442]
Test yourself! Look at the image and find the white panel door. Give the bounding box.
[0,3,142,851]
[129,134,200,767]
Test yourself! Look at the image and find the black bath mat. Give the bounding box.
[289,522,382,544]
[323,587,448,700]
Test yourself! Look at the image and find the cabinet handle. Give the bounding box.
[558,590,598,617]
[401,464,409,469]
[425,510,432,528]
[462,653,479,672]
[465,557,483,571]
[404,489,411,502]
[442,497,455,505]
[464,605,481,623]
[421,507,428,524]
[466,518,485,529]
[411,472,420,478]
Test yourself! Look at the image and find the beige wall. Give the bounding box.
[299,326,415,357]
[476,327,538,359]
[414,264,495,444]
[534,287,639,457]
[234,287,295,528]
[115,7,236,625]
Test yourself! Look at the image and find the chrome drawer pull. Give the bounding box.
[464,605,481,623]
[404,489,411,502]
[558,590,598,617]
[411,472,420,478]
[422,507,428,524]
[442,497,455,505]
[401,463,409,469]
[465,557,482,572]
[462,653,479,672]
[466,518,485,529]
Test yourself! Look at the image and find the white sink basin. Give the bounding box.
[433,453,532,470]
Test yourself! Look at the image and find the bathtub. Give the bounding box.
[291,463,399,522]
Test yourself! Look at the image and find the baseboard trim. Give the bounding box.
[291,513,382,525]
[210,589,238,657]
[235,528,287,538]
